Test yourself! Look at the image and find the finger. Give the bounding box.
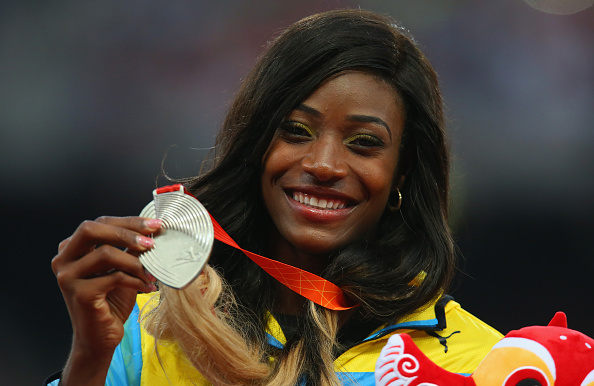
[91,270,156,295]
[58,237,94,258]
[53,236,95,275]
[95,216,162,234]
[70,273,155,307]
[60,219,159,263]
[82,245,150,280]
[58,237,71,253]
[60,245,153,287]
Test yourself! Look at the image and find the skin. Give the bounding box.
[261,71,406,312]
[52,72,406,383]
[51,217,161,385]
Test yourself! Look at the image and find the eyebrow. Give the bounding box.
[346,115,392,141]
[294,104,392,140]
[294,104,322,117]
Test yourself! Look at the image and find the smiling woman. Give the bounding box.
[261,72,403,259]
[48,9,502,386]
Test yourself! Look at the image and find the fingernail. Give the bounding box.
[145,283,157,292]
[145,219,162,230]
[145,269,157,282]
[137,235,154,248]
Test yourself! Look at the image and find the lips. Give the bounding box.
[291,191,348,210]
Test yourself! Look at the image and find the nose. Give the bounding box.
[301,136,348,182]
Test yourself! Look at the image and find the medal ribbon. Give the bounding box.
[155,184,357,311]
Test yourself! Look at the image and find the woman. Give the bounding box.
[48,9,502,386]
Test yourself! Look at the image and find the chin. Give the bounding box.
[289,231,355,257]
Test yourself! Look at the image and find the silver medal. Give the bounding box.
[138,188,214,289]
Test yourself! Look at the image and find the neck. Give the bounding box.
[267,229,332,315]
[267,236,357,329]
[273,283,307,315]
[267,222,333,273]
[274,242,330,275]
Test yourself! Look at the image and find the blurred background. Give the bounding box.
[1,0,592,383]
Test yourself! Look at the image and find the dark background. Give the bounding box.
[1,1,593,383]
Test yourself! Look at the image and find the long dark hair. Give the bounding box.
[185,8,454,383]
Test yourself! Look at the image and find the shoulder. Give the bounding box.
[442,299,503,343]
[336,296,502,376]
[405,297,503,375]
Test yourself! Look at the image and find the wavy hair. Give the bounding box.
[145,9,454,385]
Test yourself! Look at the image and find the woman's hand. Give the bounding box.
[51,216,161,385]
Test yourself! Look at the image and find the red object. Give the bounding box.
[209,214,355,310]
[155,184,356,310]
[375,312,594,385]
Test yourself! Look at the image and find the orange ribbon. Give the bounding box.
[155,184,356,310]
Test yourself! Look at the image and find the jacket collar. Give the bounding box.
[362,295,451,343]
[265,295,453,349]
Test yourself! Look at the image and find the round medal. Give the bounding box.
[138,187,214,289]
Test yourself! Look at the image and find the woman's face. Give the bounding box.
[261,71,405,256]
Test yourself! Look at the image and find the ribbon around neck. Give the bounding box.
[155,184,357,311]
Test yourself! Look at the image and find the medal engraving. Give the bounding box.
[138,188,214,289]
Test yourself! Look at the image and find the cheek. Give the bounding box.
[261,141,294,208]
[362,161,397,203]
[262,141,292,180]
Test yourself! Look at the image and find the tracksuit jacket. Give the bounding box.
[47,293,502,385]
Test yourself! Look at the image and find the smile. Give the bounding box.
[292,192,347,210]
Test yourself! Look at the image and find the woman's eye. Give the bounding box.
[279,121,314,141]
[346,134,384,149]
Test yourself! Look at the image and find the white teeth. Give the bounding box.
[292,193,346,210]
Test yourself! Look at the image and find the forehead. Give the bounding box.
[305,70,401,107]
[296,71,405,135]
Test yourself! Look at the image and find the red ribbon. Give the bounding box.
[155,184,356,310]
